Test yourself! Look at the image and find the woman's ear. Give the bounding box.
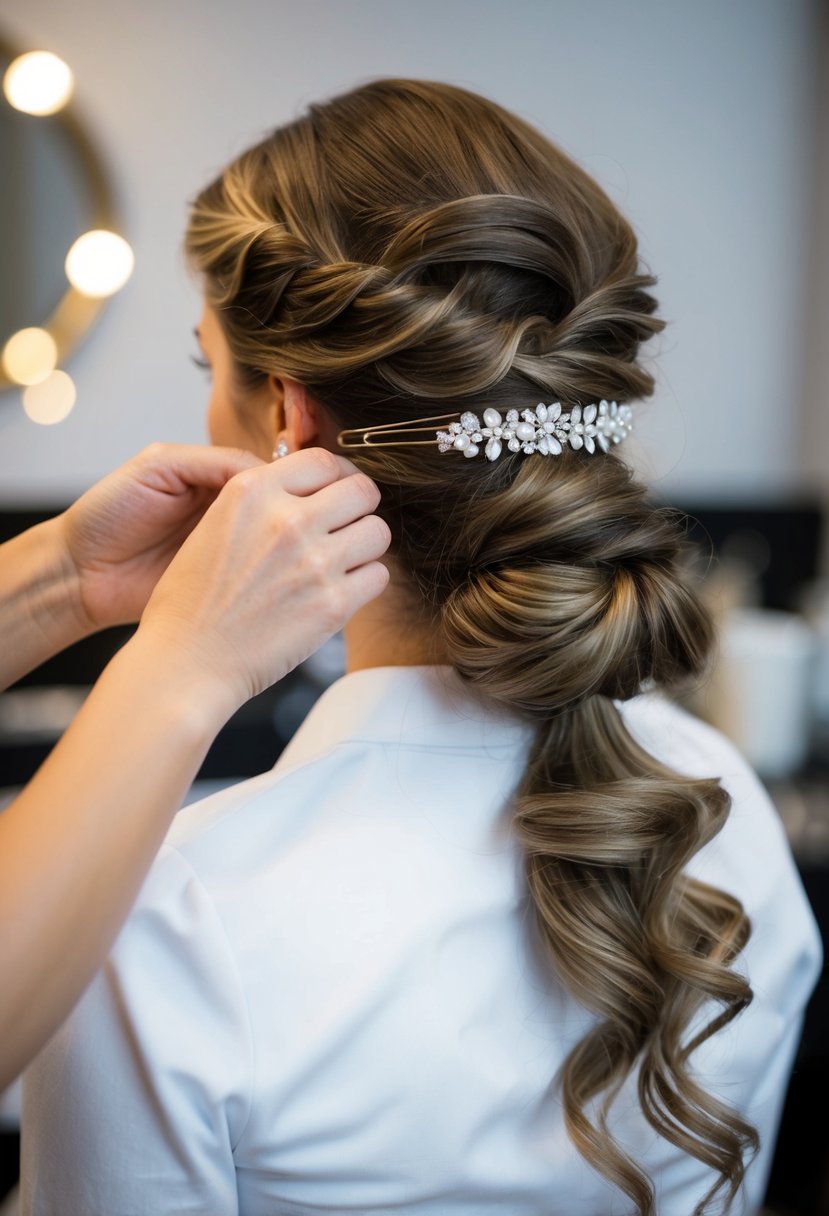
[264,372,318,454]
[282,379,318,452]
[279,377,321,452]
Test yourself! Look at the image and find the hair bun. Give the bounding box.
[442,464,713,716]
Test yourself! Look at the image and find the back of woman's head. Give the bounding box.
[185,78,757,1215]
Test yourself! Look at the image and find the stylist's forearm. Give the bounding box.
[0,518,92,689]
[0,631,237,1089]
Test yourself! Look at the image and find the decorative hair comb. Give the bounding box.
[338,400,633,461]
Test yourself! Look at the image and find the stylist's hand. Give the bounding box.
[136,447,390,717]
[58,443,264,631]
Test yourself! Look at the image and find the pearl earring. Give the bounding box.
[272,439,290,460]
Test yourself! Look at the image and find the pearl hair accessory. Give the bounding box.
[440,400,632,459]
[338,400,633,461]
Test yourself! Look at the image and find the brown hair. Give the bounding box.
[184,78,757,1214]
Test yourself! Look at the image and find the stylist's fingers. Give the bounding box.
[298,469,383,534]
[227,449,384,554]
[327,513,392,573]
[341,561,391,616]
[129,442,265,495]
[268,447,366,497]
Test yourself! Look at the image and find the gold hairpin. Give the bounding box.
[337,413,461,449]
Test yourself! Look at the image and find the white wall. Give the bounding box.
[0,0,822,510]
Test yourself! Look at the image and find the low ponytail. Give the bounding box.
[441,457,758,1214]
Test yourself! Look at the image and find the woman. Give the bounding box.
[21,78,822,1216]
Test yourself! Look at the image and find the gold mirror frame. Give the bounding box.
[0,31,120,391]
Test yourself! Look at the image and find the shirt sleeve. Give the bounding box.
[20,844,253,1216]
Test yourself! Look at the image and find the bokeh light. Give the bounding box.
[22,370,77,425]
[2,51,74,116]
[2,328,58,385]
[65,230,135,298]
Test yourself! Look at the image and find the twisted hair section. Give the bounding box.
[184,78,757,1213]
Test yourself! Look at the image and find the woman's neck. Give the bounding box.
[343,559,448,673]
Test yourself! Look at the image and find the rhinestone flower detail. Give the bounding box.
[436,401,632,461]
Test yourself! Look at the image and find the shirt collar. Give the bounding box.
[275,665,533,773]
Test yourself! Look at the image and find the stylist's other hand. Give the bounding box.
[136,448,390,717]
[58,443,263,631]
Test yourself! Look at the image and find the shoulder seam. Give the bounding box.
[160,843,257,1154]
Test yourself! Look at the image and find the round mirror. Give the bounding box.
[0,31,120,393]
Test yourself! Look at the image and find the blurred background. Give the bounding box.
[0,1,827,1213]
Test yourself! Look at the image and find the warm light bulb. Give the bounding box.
[3,51,74,116]
[65,230,134,298]
[22,370,77,425]
[2,328,58,385]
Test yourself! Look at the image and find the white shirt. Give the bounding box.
[21,665,822,1215]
